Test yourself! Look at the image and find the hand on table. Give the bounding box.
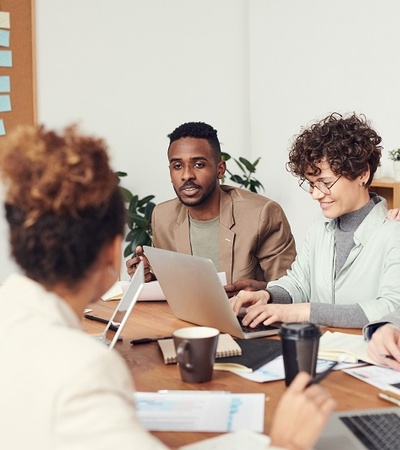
[270,372,336,450]
[367,323,400,370]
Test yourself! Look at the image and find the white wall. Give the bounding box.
[249,0,400,243]
[1,0,400,281]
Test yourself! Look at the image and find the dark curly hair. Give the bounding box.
[168,122,221,162]
[0,124,125,287]
[287,113,382,187]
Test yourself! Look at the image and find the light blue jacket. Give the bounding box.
[268,198,400,322]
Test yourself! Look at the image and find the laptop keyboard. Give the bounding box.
[237,316,278,334]
[340,412,400,450]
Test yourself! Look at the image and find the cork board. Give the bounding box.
[0,0,36,138]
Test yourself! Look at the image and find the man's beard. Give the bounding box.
[174,182,217,208]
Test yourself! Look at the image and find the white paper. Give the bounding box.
[137,280,166,301]
[344,365,400,391]
[134,391,265,432]
[179,429,270,450]
[229,355,365,383]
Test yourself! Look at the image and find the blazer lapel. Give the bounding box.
[219,188,235,284]
[174,205,192,254]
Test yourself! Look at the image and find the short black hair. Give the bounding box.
[168,122,221,161]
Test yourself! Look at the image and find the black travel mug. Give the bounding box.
[279,322,321,386]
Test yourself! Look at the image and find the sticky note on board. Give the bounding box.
[0,12,10,29]
[0,119,5,136]
[0,50,12,67]
[0,95,11,112]
[0,29,10,47]
[0,76,10,92]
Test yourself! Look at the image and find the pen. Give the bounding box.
[84,314,119,332]
[307,361,338,387]
[381,354,397,360]
[130,336,172,345]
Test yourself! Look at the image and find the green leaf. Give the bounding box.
[128,196,139,214]
[138,195,156,207]
[231,174,244,184]
[143,202,156,220]
[126,212,149,228]
[119,186,133,203]
[131,229,152,248]
[221,152,231,162]
[234,158,246,173]
[238,157,256,173]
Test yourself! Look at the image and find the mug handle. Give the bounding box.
[176,340,193,372]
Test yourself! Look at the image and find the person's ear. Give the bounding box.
[217,160,226,180]
[359,168,371,187]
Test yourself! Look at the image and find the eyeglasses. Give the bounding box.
[298,175,342,195]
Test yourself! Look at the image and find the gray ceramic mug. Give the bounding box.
[173,327,220,383]
[280,322,321,386]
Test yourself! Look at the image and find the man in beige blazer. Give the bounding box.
[127,122,296,296]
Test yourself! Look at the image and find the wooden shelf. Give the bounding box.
[370,177,400,209]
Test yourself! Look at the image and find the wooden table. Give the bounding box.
[82,299,391,449]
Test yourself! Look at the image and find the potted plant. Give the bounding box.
[115,171,156,257]
[388,148,400,181]
[221,152,264,193]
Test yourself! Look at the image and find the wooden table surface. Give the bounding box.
[82,299,391,449]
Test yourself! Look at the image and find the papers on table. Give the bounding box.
[179,429,270,450]
[102,272,227,302]
[228,355,363,383]
[318,331,374,364]
[101,280,166,301]
[134,391,265,433]
[344,365,400,391]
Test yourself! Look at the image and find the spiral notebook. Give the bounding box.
[158,334,242,364]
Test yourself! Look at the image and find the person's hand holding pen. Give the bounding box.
[269,372,336,450]
[367,323,400,371]
[125,245,155,282]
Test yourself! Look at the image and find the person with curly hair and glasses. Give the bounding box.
[231,112,400,329]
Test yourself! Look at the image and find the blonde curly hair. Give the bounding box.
[0,124,125,286]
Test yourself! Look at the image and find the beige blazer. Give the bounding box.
[152,185,296,284]
[0,274,167,450]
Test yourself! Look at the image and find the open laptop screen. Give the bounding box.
[98,261,144,349]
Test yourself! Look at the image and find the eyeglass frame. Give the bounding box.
[298,175,343,195]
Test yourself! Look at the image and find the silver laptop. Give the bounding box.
[143,246,279,339]
[97,261,144,349]
[316,407,400,449]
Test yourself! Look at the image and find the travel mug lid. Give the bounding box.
[279,322,321,339]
